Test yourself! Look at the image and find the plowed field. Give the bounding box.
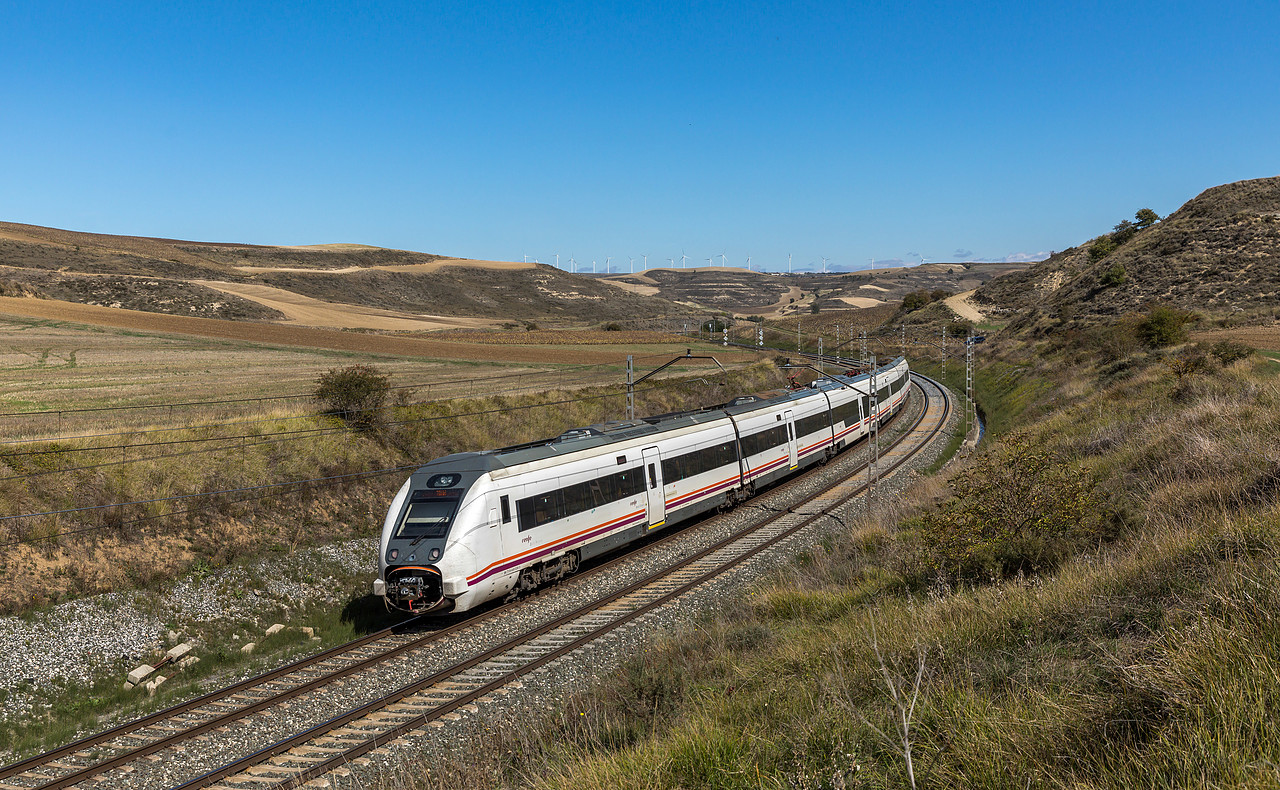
[0,297,690,365]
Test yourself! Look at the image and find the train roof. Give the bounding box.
[410,358,907,476]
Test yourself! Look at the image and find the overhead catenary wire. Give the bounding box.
[0,464,421,549]
[0,349,687,422]
[0,380,673,483]
[1,350,699,449]
[0,374,720,544]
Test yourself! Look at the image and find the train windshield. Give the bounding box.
[395,490,461,539]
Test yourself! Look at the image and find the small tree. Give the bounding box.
[1112,219,1137,245]
[1134,208,1160,229]
[315,364,390,430]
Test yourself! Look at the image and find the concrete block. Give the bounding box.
[145,680,157,695]
[123,681,135,692]
[241,642,256,654]
[178,656,200,670]
[265,623,285,637]
[300,627,315,638]
[153,675,166,690]
[127,664,155,685]
[166,642,192,661]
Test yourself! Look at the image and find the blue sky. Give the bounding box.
[3,1,1278,273]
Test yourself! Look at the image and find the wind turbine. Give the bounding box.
[746,255,752,271]
[821,256,830,273]
[605,256,612,273]
[569,256,577,273]
[628,256,635,273]
[666,257,676,268]
[642,254,648,269]
[788,253,792,274]
[680,250,690,269]
[553,253,559,269]
[592,259,597,274]
[719,252,728,267]
[705,256,713,268]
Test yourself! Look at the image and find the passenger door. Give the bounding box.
[783,410,798,470]
[641,446,666,529]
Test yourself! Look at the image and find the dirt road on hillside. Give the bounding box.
[944,290,987,323]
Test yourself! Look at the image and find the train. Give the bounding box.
[373,356,911,614]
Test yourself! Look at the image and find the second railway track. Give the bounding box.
[1,373,954,790]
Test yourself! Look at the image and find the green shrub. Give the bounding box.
[1162,347,1212,381]
[314,364,390,430]
[1099,263,1127,288]
[902,290,930,311]
[1136,305,1200,347]
[1088,237,1117,262]
[1210,339,1253,365]
[909,433,1113,583]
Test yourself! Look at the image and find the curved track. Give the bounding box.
[0,373,951,790]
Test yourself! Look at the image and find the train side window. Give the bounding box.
[647,463,657,489]
[500,495,511,524]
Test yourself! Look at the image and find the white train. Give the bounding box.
[373,357,911,614]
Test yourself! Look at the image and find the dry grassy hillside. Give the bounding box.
[0,222,688,324]
[976,176,1280,325]
[603,262,1026,318]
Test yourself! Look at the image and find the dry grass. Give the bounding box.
[375,347,1280,790]
[0,357,791,614]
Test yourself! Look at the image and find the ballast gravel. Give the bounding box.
[0,379,963,789]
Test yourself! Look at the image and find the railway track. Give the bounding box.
[0,373,952,790]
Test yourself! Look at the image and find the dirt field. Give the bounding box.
[1191,324,1280,352]
[0,297,712,366]
[836,296,889,309]
[230,257,537,275]
[192,281,499,331]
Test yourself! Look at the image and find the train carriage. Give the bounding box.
[375,357,912,615]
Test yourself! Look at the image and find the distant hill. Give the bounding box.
[0,222,686,324]
[975,176,1280,325]
[601,262,1027,318]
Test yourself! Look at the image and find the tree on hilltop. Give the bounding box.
[1134,208,1160,229]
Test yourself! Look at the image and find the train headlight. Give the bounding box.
[388,548,399,561]
[430,548,441,560]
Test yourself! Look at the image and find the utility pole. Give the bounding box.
[901,323,906,359]
[818,335,824,374]
[756,322,763,348]
[966,332,975,437]
[860,330,868,369]
[866,354,878,511]
[941,325,947,380]
[796,318,802,354]
[626,355,635,420]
